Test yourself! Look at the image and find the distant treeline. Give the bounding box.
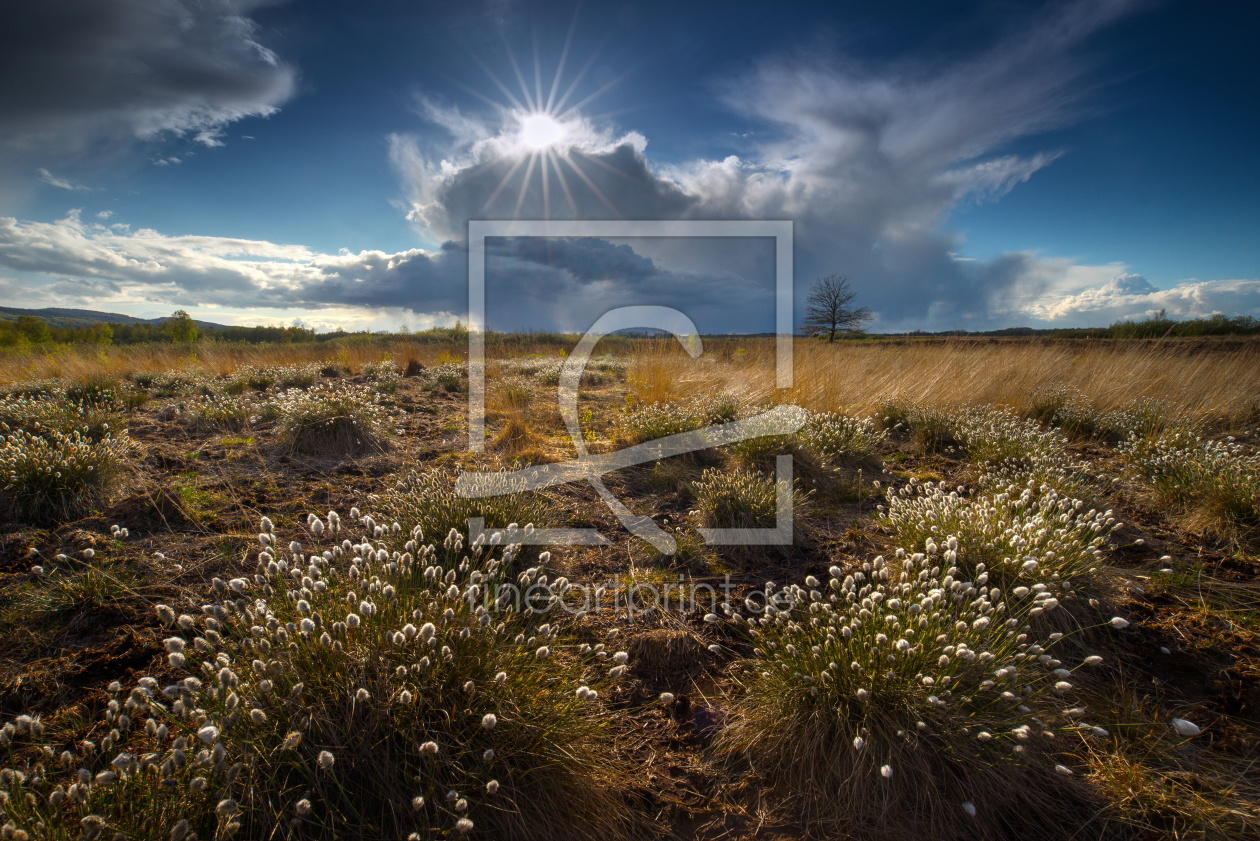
[3,307,1257,350]
[845,311,1260,341]
[0,311,556,350]
[0,312,317,348]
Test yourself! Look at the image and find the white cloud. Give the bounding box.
[0,209,1254,335]
[382,0,1169,331]
[1026,273,1260,325]
[6,0,1253,333]
[37,168,91,191]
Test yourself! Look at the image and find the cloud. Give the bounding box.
[37,168,91,191]
[6,0,1251,334]
[0,211,781,333]
[1,0,295,189]
[1027,273,1260,325]
[0,209,1254,334]
[388,0,1165,331]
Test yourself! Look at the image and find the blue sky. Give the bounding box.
[1,0,1257,332]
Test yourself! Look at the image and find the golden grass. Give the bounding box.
[0,338,484,384]
[11,337,1258,431]
[631,338,1260,428]
[1081,731,1260,839]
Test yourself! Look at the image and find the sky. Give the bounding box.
[0,0,1257,334]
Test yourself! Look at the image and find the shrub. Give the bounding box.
[423,362,467,394]
[952,407,1064,468]
[278,363,321,389]
[276,384,391,456]
[223,376,249,395]
[1100,398,1174,442]
[728,432,803,469]
[194,396,250,432]
[1026,386,1102,438]
[0,515,634,840]
[876,400,959,453]
[128,371,159,389]
[799,411,886,465]
[62,375,116,405]
[715,548,1110,834]
[879,478,1115,596]
[692,466,782,529]
[533,360,564,386]
[360,358,399,380]
[385,471,550,550]
[237,366,277,392]
[492,377,534,414]
[4,379,67,399]
[622,392,739,444]
[1122,431,1260,537]
[1025,385,1069,426]
[150,371,216,398]
[0,428,132,524]
[0,391,118,442]
[17,552,138,618]
[943,407,1101,501]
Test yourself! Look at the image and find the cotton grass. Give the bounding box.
[715,540,1109,837]
[0,512,634,840]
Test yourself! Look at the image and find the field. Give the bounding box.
[1,336,1259,840]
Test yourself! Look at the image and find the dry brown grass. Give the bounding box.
[1081,731,1260,839]
[0,338,511,384]
[12,337,1257,431]
[629,338,1260,428]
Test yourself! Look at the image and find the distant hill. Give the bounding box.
[0,306,229,331]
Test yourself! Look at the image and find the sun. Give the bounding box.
[519,112,567,150]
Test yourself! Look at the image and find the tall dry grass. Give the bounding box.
[0,339,605,385]
[630,339,1260,428]
[6,337,1259,429]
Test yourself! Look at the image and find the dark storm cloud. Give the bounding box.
[390,0,1159,332]
[1,0,295,190]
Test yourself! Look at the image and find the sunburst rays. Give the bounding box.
[469,7,635,221]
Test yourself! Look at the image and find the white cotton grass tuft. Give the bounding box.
[1171,717,1202,737]
[961,801,977,817]
[0,512,624,838]
[659,692,675,704]
[1109,616,1131,629]
[711,528,1110,829]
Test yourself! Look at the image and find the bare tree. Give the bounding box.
[799,274,871,341]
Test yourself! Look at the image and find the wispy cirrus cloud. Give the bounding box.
[36,168,91,191]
